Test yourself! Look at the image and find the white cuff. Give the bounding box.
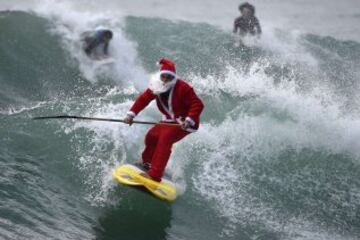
[159,70,177,78]
[127,111,136,117]
[185,117,195,126]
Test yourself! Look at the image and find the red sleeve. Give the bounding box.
[128,88,156,116]
[185,87,204,126]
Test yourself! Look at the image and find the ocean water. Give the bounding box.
[1,1,360,239]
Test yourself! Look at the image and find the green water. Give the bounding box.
[1,11,360,240]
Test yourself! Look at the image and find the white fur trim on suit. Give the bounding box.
[159,70,177,78]
[157,80,177,120]
[127,111,136,117]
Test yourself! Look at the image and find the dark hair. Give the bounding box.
[104,30,113,39]
[239,2,255,15]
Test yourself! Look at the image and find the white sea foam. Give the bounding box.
[13,0,149,90]
[186,64,360,238]
[2,1,359,238]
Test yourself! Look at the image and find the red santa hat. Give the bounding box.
[157,58,176,78]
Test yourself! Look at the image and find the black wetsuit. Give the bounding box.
[160,90,171,108]
[233,16,261,36]
[83,30,111,57]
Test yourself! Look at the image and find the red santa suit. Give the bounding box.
[127,58,204,181]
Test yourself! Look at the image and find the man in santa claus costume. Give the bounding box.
[123,58,204,182]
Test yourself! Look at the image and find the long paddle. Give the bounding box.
[32,115,180,126]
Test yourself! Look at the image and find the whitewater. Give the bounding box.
[0,0,360,239]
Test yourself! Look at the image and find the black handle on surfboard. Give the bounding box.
[32,115,180,126]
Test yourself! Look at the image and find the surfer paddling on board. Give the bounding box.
[81,29,113,60]
[123,58,204,182]
[233,2,261,37]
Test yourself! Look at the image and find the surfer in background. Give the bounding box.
[233,2,261,37]
[123,58,204,182]
[81,29,113,60]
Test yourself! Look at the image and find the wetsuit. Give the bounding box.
[83,30,111,57]
[160,90,171,108]
[233,16,261,36]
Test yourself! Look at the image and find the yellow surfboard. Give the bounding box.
[112,164,177,202]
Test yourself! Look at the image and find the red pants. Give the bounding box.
[142,124,189,181]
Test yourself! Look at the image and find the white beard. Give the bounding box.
[149,73,177,94]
